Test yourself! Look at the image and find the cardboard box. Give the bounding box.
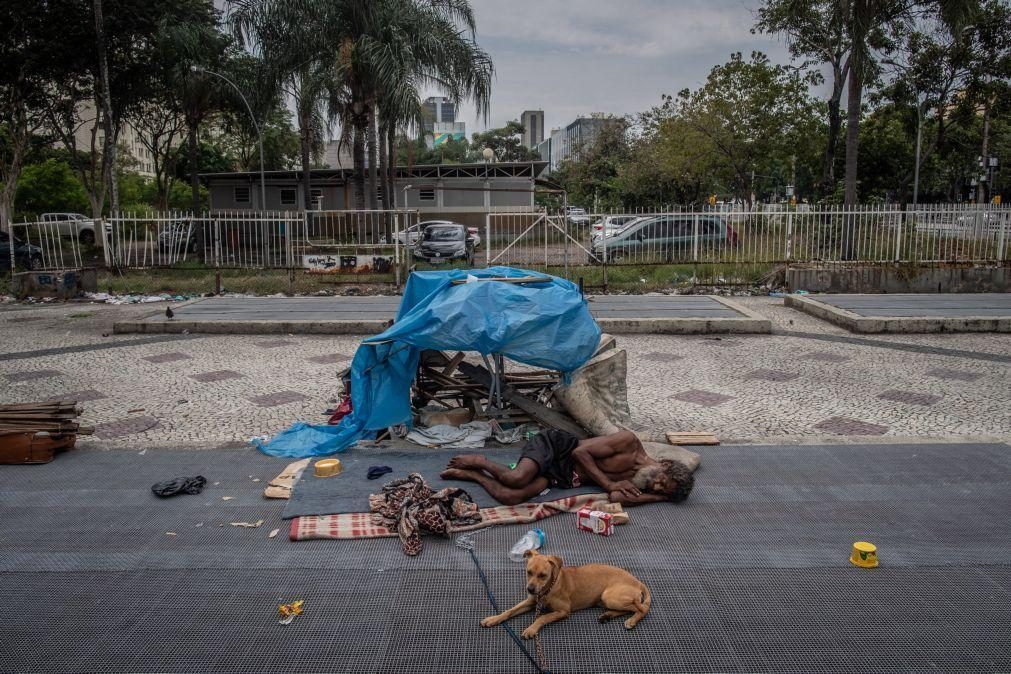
[576,506,614,536]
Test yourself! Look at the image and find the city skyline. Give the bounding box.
[428,0,794,133]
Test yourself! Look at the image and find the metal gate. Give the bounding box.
[484,211,599,274]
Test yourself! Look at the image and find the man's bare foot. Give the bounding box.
[440,467,478,482]
[447,454,486,470]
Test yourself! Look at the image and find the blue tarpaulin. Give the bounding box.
[254,267,601,458]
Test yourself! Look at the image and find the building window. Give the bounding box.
[279,188,297,206]
[310,188,323,208]
[419,187,436,202]
[234,186,250,203]
[377,185,384,203]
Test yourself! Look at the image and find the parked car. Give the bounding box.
[590,214,738,263]
[591,215,641,245]
[0,231,43,270]
[414,223,475,265]
[564,206,591,226]
[390,221,481,248]
[158,219,199,254]
[40,213,99,245]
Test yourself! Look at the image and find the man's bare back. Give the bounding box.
[441,430,693,506]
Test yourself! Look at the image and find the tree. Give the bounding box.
[755,0,852,198]
[230,0,493,209]
[0,1,84,228]
[13,159,90,218]
[469,121,541,162]
[658,52,823,206]
[551,117,630,210]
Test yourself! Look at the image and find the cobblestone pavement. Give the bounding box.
[1,297,1009,448]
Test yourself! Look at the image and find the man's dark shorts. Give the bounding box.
[518,429,581,489]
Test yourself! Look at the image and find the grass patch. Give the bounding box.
[98,267,400,296]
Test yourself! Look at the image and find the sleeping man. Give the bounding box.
[440,429,694,506]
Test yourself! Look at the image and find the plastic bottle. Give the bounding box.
[509,528,545,562]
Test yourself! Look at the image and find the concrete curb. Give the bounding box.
[784,294,1011,333]
[112,294,774,335]
[113,318,394,335]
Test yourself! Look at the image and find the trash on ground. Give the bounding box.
[509,528,546,562]
[0,400,91,465]
[367,465,393,480]
[269,528,280,538]
[165,532,177,536]
[850,541,879,568]
[278,600,304,625]
[264,459,309,499]
[405,421,492,449]
[577,506,615,536]
[151,475,207,498]
[314,458,343,477]
[230,519,265,528]
[221,496,235,501]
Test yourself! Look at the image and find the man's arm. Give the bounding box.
[608,491,666,505]
[571,438,621,492]
[571,432,642,497]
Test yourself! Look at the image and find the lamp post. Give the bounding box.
[482,147,494,210]
[913,92,927,206]
[191,65,266,210]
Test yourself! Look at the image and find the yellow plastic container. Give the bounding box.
[850,541,879,568]
[314,458,342,477]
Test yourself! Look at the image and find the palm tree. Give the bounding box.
[226,0,493,211]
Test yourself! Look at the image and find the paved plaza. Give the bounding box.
[2,296,1009,447]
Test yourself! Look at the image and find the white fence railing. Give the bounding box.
[483,204,1010,269]
[5,204,1008,277]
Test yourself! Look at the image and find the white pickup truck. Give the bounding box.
[40,213,100,245]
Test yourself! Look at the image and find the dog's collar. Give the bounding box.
[535,566,559,607]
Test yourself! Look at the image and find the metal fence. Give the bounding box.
[483,203,1011,272]
[5,204,1008,285]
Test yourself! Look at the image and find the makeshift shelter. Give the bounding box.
[255,267,602,458]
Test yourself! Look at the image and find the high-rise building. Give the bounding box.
[537,116,619,173]
[422,96,457,133]
[520,110,544,148]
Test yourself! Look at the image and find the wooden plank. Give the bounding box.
[665,432,720,446]
[441,352,467,377]
[457,362,587,439]
[449,276,551,286]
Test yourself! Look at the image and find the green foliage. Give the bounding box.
[14,159,89,218]
[552,117,630,210]
[469,121,539,162]
[397,136,472,165]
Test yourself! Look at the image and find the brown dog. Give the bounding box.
[480,549,651,638]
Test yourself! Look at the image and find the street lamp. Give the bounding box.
[913,92,928,206]
[482,147,494,210]
[190,65,266,210]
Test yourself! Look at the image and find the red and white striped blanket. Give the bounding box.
[290,492,611,541]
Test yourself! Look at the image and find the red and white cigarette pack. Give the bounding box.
[576,506,615,536]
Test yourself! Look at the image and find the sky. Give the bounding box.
[434,0,796,135]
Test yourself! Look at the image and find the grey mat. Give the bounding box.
[1,442,1009,673]
[281,448,605,520]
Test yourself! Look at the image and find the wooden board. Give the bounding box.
[457,362,587,439]
[666,432,720,446]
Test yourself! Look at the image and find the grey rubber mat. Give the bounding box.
[1,442,1009,673]
[282,448,605,520]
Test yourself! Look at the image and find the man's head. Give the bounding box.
[632,459,694,502]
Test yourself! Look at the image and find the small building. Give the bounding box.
[200,161,547,229]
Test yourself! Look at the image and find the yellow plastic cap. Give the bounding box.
[314,459,342,477]
[850,541,879,568]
